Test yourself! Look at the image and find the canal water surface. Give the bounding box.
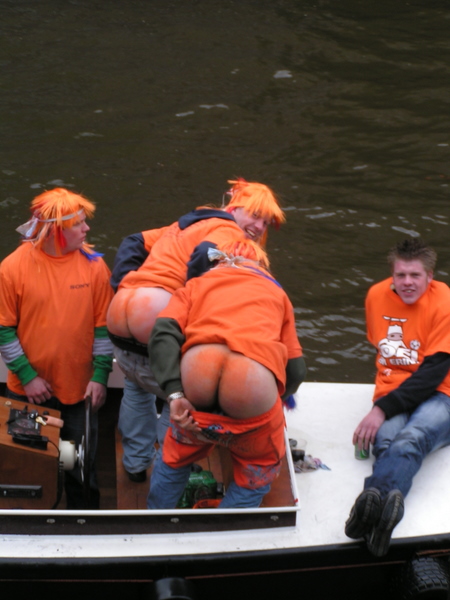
[1,0,450,383]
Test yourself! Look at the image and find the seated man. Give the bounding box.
[107,179,286,482]
[146,239,306,509]
[345,238,450,556]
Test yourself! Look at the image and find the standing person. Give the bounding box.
[345,238,450,556]
[0,188,114,509]
[147,239,305,509]
[107,179,286,483]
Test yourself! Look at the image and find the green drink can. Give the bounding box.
[354,444,370,460]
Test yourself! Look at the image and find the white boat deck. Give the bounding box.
[0,381,449,560]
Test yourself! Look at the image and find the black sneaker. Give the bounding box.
[366,489,404,557]
[345,488,382,539]
[126,469,147,483]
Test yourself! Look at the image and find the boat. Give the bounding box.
[0,358,449,599]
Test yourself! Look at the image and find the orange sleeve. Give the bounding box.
[0,254,19,327]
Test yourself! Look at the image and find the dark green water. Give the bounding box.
[2,0,450,382]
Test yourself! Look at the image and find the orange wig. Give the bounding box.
[18,188,96,255]
[223,178,285,245]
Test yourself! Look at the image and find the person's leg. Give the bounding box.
[148,414,217,509]
[147,455,192,509]
[155,346,282,511]
[365,489,404,557]
[133,353,166,399]
[345,488,382,539]
[219,482,271,508]
[352,412,408,521]
[368,412,409,463]
[118,377,157,477]
[114,345,164,398]
[349,392,450,556]
[366,392,450,498]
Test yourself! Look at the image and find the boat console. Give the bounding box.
[0,397,64,509]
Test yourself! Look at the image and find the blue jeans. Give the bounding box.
[113,346,165,397]
[364,391,450,498]
[147,454,270,509]
[118,378,170,473]
[6,388,100,509]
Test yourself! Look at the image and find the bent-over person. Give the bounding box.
[107,178,286,483]
[147,239,306,509]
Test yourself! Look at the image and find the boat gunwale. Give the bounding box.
[0,533,450,578]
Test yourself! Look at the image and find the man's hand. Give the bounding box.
[23,376,53,404]
[353,405,386,450]
[85,381,107,413]
[170,396,201,433]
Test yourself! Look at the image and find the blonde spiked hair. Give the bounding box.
[18,188,96,256]
[216,238,270,270]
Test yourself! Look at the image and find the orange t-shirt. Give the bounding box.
[0,244,113,404]
[158,264,302,395]
[366,278,450,401]
[119,217,245,293]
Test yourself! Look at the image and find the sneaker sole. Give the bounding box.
[367,490,404,557]
[345,488,382,539]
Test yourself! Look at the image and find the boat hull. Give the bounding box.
[0,372,449,597]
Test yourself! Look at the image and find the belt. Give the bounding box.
[107,331,148,357]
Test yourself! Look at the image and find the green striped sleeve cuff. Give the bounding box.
[0,326,38,385]
[92,354,113,386]
[2,354,38,385]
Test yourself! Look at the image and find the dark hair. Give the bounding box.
[387,238,437,272]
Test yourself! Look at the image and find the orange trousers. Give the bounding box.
[162,397,286,489]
